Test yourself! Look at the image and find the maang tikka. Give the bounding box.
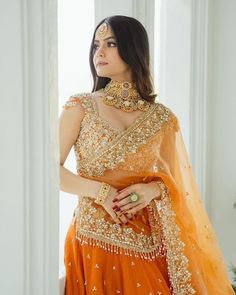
[96,22,108,38]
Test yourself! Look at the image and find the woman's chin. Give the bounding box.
[96,71,111,78]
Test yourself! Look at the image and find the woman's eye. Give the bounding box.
[93,41,116,51]
[107,41,116,47]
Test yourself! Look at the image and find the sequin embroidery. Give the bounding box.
[75,197,166,261]
[63,93,173,177]
[155,187,195,294]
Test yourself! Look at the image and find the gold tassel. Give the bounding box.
[75,230,166,261]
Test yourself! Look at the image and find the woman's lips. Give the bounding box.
[97,62,108,67]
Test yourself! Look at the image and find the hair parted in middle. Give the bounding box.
[89,15,157,103]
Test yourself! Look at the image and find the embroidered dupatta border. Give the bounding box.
[155,186,196,294]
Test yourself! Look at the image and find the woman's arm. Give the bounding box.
[60,165,101,198]
[59,98,101,198]
[59,97,130,224]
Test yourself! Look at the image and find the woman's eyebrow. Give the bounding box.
[94,36,116,42]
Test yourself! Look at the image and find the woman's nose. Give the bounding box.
[98,51,104,57]
[96,46,105,57]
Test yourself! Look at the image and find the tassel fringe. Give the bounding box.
[75,230,166,261]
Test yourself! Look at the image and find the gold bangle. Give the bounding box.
[94,182,111,205]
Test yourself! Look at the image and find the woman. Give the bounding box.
[60,15,234,294]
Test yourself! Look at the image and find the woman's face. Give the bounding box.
[93,23,132,82]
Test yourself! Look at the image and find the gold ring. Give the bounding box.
[129,192,140,203]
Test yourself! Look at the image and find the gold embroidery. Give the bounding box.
[155,186,195,294]
[62,97,81,110]
[74,95,172,177]
[63,93,175,177]
[75,197,166,261]
[80,105,165,176]
[62,92,92,111]
[86,254,91,259]
[92,285,97,292]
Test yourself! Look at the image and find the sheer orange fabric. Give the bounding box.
[63,94,234,294]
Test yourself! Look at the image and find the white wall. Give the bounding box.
[157,0,192,152]
[58,0,95,274]
[0,1,25,292]
[206,0,236,274]
[0,0,58,294]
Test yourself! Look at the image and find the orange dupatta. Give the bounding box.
[112,114,234,294]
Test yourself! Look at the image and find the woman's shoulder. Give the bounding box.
[68,89,102,98]
[62,91,93,110]
[153,100,180,130]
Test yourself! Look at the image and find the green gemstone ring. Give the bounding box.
[129,192,140,203]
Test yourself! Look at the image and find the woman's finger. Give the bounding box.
[109,210,121,224]
[113,187,135,203]
[113,192,144,213]
[113,189,143,207]
[112,194,131,210]
[120,201,142,213]
[125,203,144,215]
[116,211,129,224]
[124,212,133,219]
[120,215,129,224]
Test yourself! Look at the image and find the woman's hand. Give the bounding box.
[112,182,161,216]
[101,185,134,225]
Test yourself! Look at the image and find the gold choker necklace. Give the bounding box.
[102,80,151,112]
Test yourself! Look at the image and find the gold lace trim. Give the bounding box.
[155,187,196,294]
[74,197,166,261]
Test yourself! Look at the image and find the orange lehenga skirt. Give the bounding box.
[64,214,171,295]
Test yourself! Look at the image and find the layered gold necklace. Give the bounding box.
[102,80,151,112]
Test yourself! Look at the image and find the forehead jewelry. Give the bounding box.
[96,22,108,38]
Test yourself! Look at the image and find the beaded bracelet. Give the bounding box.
[94,182,111,205]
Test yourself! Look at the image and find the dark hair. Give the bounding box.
[89,15,157,103]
